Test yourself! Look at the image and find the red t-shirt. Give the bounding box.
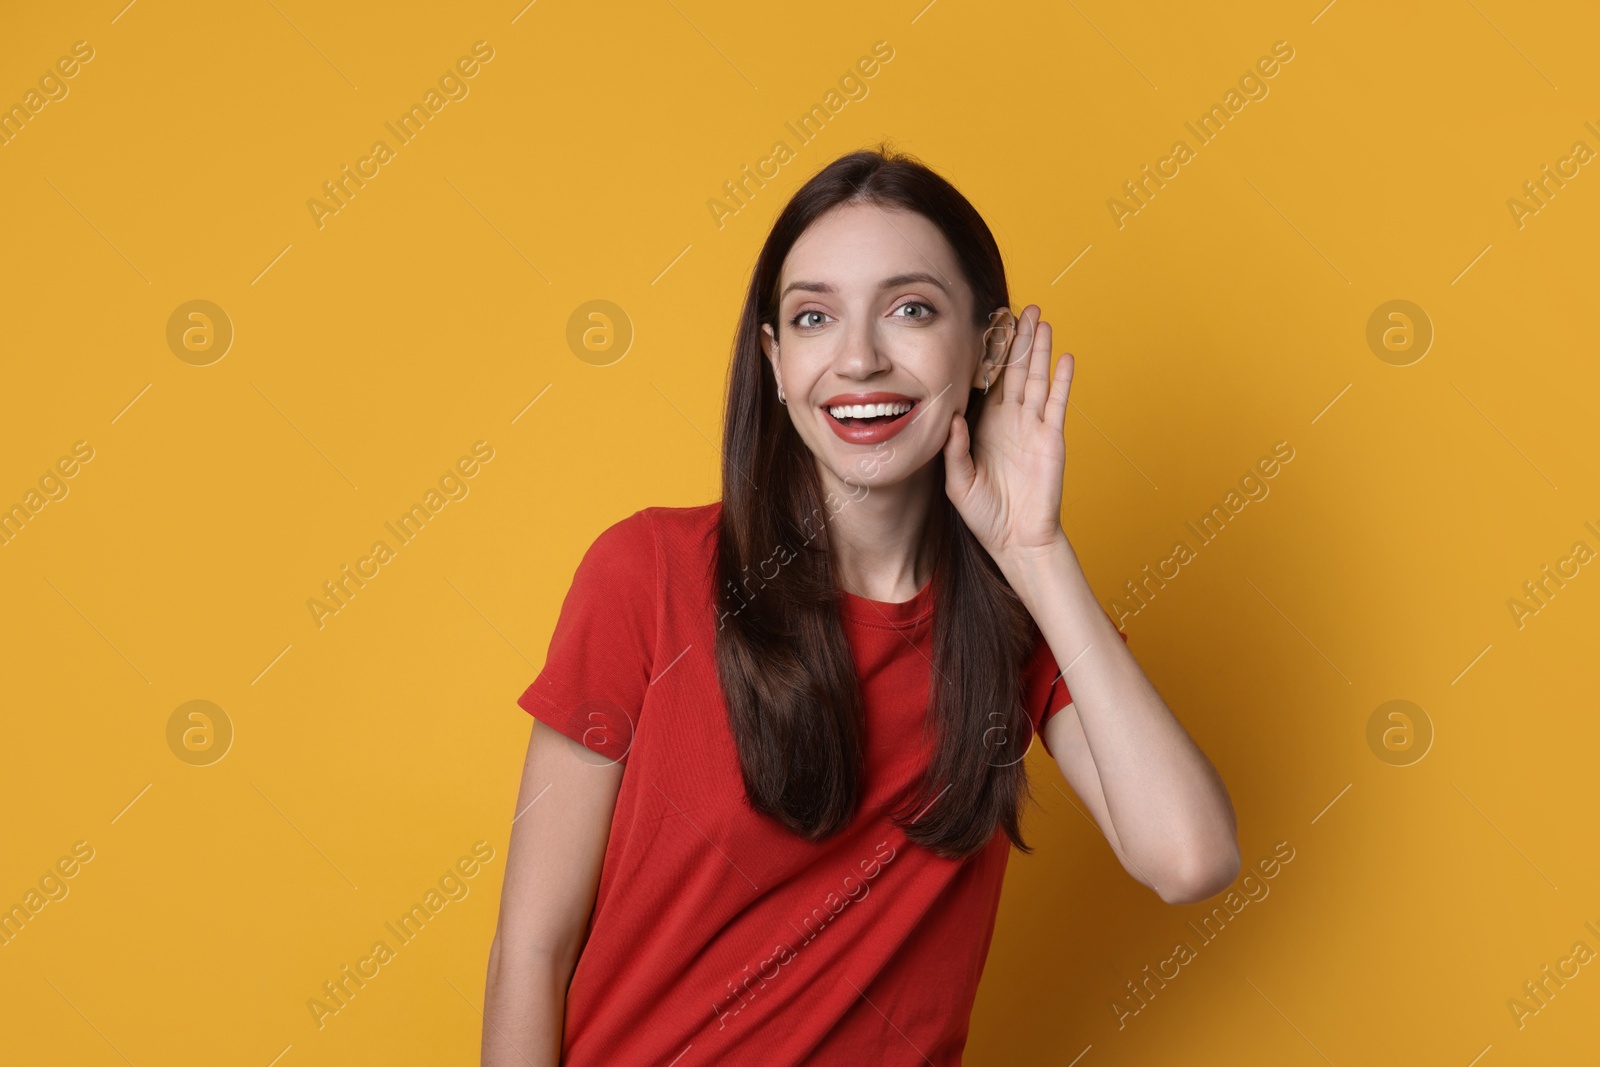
[517,501,1126,1066]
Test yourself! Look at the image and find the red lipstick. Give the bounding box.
[819,391,921,445]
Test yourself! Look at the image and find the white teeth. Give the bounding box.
[827,401,914,419]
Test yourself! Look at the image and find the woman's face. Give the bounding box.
[761,201,1012,494]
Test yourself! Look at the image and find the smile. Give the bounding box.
[819,393,920,445]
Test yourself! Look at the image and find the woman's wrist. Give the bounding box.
[995,530,1079,604]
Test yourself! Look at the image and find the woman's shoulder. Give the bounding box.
[583,500,717,550]
[635,500,722,557]
[577,501,720,589]
[639,499,721,533]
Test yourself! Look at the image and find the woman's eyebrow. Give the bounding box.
[780,271,949,300]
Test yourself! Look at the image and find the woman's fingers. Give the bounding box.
[1045,351,1073,430]
[1022,318,1053,415]
[1000,305,1038,404]
[942,411,976,500]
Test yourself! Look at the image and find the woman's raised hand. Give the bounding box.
[941,304,1074,566]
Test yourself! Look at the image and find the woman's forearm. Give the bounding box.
[1002,534,1240,900]
[482,932,570,1066]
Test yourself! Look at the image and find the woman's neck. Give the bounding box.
[817,459,938,603]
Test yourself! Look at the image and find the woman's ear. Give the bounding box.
[975,306,1016,390]
[761,321,780,377]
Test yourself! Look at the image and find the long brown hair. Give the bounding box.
[713,143,1043,861]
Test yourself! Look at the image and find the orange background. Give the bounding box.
[2,1,1596,1063]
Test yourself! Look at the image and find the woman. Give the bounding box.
[482,145,1238,1066]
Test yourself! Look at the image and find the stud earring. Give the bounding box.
[778,387,787,406]
[983,370,991,395]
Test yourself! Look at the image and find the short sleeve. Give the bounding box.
[1027,620,1131,758]
[516,508,659,764]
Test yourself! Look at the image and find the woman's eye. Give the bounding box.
[791,310,829,329]
[896,301,935,321]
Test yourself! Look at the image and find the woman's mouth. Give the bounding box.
[827,400,914,426]
[820,397,920,444]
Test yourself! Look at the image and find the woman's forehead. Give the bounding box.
[779,205,966,303]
